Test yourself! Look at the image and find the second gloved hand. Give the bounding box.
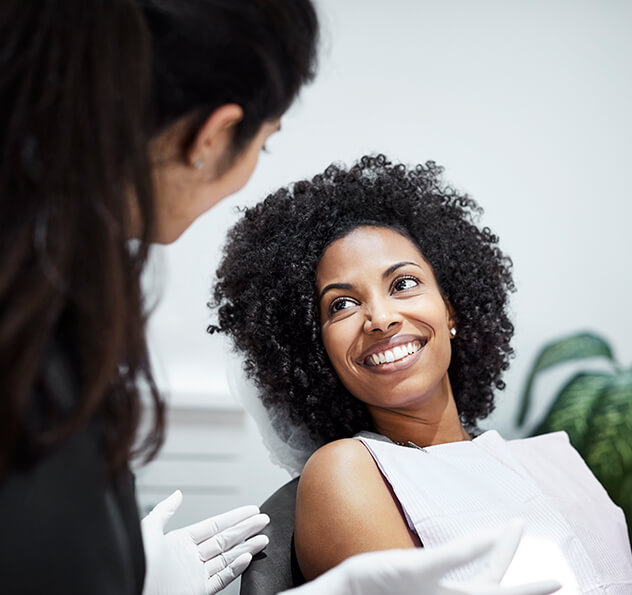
[282,520,560,595]
[142,490,269,595]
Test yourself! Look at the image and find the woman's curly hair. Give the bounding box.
[210,155,515,446]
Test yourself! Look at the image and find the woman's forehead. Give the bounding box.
[316,226,431,284]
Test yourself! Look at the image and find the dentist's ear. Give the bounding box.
[187,103,244,176]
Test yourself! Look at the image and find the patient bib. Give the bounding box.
[356,430,632,594]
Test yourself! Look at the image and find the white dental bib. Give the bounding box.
[356,430,632,593]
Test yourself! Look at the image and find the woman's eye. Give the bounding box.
[329,298,356,314]
[393,277,419,292]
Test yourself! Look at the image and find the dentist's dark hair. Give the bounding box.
[0,0,162,475]
[142,0,319,159]
[0,0,319,476]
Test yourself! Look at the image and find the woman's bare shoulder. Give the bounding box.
[302,437,375,479]
[295,438,417,581]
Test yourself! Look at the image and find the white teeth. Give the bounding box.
[366,340,424,366]
[393,346,405,359]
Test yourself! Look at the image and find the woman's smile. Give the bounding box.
[317,225,455,411]
[357,335,427,373]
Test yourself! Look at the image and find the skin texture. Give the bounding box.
[295,438,419,581]
[295,227,471,580]
[138,106,281,244]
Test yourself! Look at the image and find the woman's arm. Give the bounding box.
[294,438,418,581]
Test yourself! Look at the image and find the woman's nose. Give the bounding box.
[363,298,402,334]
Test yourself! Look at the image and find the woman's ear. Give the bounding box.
[444,298,457,337]
[188,103,244,172]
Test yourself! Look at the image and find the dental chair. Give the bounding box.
[239,477,305,595]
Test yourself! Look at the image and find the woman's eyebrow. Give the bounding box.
[318,282,352,301]
[319,262,422,300]
[383,261,422,278]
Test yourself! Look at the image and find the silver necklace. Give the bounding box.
[393,439,427,452]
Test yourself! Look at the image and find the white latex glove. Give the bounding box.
[282,520,560,595]
[142,490,270,595]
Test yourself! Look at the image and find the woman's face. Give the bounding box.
[316,226,455,415]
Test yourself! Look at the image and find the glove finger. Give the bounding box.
[198,513,270,560]
[143,490,183,529]
[204,534,269,576]
[226,533,269,560]
[330,543,496,593]
[206,552,252,595]
[481,580,562,595]
[187,504,260,544]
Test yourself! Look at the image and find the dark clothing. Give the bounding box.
[0,336,145,594]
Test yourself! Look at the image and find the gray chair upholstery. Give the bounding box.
[240,477,305,595]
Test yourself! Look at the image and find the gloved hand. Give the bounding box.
[142,490,270,595]
[281,520,561,595]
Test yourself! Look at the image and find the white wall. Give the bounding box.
[143,0,632,509]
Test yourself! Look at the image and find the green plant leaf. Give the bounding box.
[582,371,632,510]
[516,332,616,427]
[580,370,632,542]
[532,372,611,453]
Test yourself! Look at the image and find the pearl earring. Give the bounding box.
[193,159,203,170]
[450,327,457,337]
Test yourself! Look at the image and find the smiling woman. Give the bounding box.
[212,155,515,441]
[316,227,459,429]
[210,155,632,591]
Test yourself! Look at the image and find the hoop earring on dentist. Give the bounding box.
[450,327,457,338]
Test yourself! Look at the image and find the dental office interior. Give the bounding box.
[139,1,632,592]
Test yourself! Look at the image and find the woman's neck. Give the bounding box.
[367,378,471,447]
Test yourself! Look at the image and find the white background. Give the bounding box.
[142,0,632,518]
